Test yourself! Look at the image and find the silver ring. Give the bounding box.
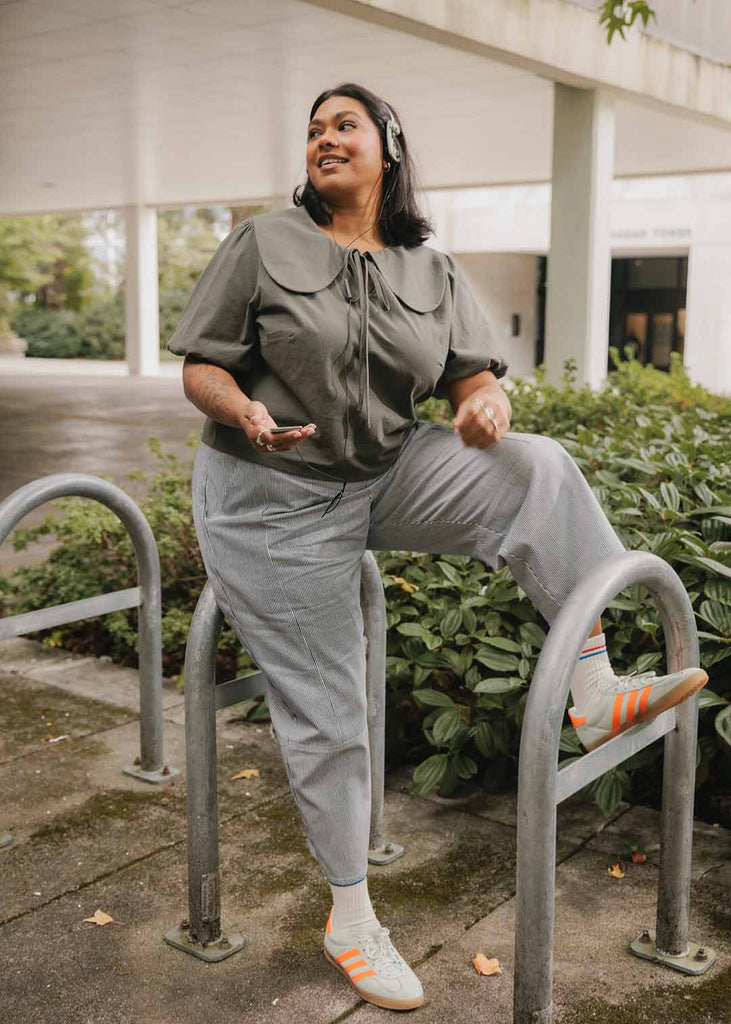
[476,398,499,432]
[256,429,278,453]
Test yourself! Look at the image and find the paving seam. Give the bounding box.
[0,698,186,769]
[0,786,294,930]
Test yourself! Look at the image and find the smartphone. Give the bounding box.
[269,425,305,433]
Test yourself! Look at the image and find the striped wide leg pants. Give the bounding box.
[191,420,625,884]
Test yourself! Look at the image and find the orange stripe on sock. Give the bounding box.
[336,948,361,964]
[569,710,587,727]
[625,689,640,726]
[351,969,376,983]
[612,693,624,733]
[344,959,367,972]
[639,685,652,715]
[326,907,333,934]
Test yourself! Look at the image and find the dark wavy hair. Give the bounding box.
[292,82,435,249]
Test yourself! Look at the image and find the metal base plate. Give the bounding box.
[122,763,181,785]
[0,832,12,849]
[629,930,716,975]
[163,927,246,962]
[368,840,405,865]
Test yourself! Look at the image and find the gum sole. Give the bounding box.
[583,669,708,752]
[323,947,424,1011]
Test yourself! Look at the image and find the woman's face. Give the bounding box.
[305,95,385,203]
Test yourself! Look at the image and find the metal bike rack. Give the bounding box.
[0,473,180,848]
[514,550,716,1024]
[164,549,404,962]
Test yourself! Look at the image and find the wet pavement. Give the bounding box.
[0,357,198,576]
[0,635,729,1024]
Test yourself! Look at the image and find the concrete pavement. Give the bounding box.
[0,636,728,1024]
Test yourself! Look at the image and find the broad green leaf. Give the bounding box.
[437,561,462,586]
[474,720,495,758]
[698,689,729,711]
[474,677,523,695]
[693,557,731,581]
[519,621,547,649]
[687,506,731,518]
[660,480,681,512]
[413,664,431,687]
[638,487,662,512]
[415,652,449,668]
[693,481,718,507]
[476,693,504,710]
[412,688,455,708]
[714,705,731,747]
[396,622,430,638]
[438,647,465,675]
[412,754,448,794]
[594,771,623,817]
[559,727,583,754]
[607,596,642,611]
[456,753,478,779]
[474,649,520,672]
[462,607,478,634]
[635,652,662,674]
[697,600,731,637]
[481,635,522,653]
[432,708,464,746]
[439,608,463,637]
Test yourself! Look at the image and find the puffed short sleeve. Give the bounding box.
[165,218,260,374]
[432,253,508,400]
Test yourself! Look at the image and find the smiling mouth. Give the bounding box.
[319,158,348,168]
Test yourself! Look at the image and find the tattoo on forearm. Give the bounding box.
[187,364,248,427]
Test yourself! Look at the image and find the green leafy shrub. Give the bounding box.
[12,288,187,360]
[11,306,82,358]
[1,351,730,820]
[0,436,259,684]
[12,299,127,360]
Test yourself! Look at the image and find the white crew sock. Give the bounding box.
[570,632,613,710]
[328,875,379,937]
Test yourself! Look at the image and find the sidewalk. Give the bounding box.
[0,637,728,1024]
[0,357,198,578]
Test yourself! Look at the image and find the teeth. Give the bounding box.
[321,158,346,166]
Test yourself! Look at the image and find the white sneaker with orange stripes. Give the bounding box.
[323,907,424,1011]
[569,665,708,752]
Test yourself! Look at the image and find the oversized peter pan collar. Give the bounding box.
[252,204,448,428]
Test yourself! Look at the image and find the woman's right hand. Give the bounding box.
[241,401,317,451]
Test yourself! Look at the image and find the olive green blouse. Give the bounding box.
[166,203,508,483]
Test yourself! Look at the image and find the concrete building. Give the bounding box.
[1,0,730,391]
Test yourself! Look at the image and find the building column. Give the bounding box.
[684,243,731,396]
[545,84,615,388]
[123,204,159,377]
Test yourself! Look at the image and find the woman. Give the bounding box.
[168,82,707,1013]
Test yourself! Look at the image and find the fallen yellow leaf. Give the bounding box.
[472,953,502,976]
[84,909,117,926]
[607,862,625,878]
[231,768,260,781]
[400,582,419,594]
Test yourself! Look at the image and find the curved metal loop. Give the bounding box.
[0,472,167,777]
[515,550,702,1024]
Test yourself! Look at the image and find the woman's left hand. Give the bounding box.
[453,384,512,448]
